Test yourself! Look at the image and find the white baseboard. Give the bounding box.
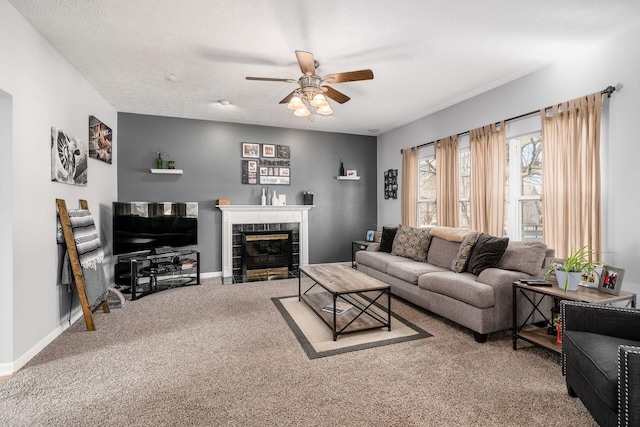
[2,309,83,375]
[200,271,222,279]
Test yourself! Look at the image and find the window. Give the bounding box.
[506,134,543,241]
[418,156,436,227]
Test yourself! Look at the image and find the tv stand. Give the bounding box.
[115,249,200,300]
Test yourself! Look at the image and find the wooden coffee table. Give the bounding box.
[298,264,391,341]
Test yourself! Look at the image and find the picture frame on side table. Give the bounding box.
[598,265,624,295]
[580,264,603,288]
[365,230,375,242]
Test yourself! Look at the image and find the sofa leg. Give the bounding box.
[566,382,577,398]
[473,332,488,343]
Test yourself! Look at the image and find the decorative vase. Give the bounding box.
[156,152,163,169]
[555,270,582,292]
[261,188,266,206]
[339,162,345,176]
[272,190,278,206]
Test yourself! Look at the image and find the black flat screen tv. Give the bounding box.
[113,202,198,255]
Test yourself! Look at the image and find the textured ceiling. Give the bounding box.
[9,0,640,136]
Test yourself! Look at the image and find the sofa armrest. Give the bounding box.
[366,242,380,252]
[619,345,640,427]
[561,301,640,342]
[476,267,527,287]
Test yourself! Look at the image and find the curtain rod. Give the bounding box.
[400,85,616,154]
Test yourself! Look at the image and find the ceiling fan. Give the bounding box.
[246,50,374,117]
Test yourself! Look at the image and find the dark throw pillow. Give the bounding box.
[379,227,397,253]
[465,233,510,276]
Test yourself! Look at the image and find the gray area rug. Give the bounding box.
[273,295,432,359]
[0,277,597,426]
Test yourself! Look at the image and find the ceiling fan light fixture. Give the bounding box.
[316,104,333,116]
[310,93,328,108]
[294,106,311,117]
[287,96,304,110]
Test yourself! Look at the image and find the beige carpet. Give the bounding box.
[273,295,431,358]
[0,277,597,426]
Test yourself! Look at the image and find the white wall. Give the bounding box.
[378,25,640,297]
[0,0,118,374]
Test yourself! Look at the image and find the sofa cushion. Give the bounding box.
[391,225,432,262]
[379,226,397,253]
[418,271,495,308]
[426,237,461,269]
[496,241,547,276]
[564,331,640,411]
[451,232,481,273]
[387,261,448,284]
[356,250,413,272]
[466,234,510,276]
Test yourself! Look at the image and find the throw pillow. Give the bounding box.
[451,232,481,272]
[496,241,548,276]
[390,225,432,262]
[465,233,510,276]
[379,227,397,253]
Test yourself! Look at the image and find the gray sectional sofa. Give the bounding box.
[356,226,553,342]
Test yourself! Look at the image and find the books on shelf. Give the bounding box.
[322,301,354,315]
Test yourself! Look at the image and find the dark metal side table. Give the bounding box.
[351,240,374,268]
[512,281,636,354]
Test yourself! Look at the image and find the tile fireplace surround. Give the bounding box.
[217,205,313,280]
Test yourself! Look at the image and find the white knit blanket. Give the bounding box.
[67,209,104,270]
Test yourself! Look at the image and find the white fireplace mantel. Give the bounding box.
[217,205,314,278]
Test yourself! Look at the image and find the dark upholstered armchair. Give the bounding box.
[561,300,640,426]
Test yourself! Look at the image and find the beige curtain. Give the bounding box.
[401,147,418,226]
[542,93,602,259]
[436,135,459,227]
[470,122,506,236]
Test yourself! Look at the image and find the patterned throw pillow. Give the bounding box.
[451,232,481,273]
[391,225,432,262]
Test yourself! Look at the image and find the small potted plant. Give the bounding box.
[545,246,600,292]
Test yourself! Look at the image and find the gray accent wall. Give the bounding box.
[117,113,377,273]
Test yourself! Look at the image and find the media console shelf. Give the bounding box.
[115,249,200,300]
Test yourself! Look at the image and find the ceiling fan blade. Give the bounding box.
[322,86,350,104]
[279,91,297,104]
[295,50,316,76]
[323,69,374,83]
[246,77,297,83]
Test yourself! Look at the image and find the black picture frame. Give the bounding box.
[242,142,260,158]
[384,169,398,199]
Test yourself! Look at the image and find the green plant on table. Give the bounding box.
[544,246,600,291]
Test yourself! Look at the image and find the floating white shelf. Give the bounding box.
[336,175,360,181]
[150,168,183,175]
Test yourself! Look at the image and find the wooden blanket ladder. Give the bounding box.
[56,199,110,331]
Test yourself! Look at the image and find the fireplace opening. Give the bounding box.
[241,230,293,281]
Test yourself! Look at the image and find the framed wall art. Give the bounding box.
[241,160,258,184]
[384,169,398,199]
[88,115,112,164]
[242,142,260,158]
[241,142,291,185]
[263,144,276,158]
[51,126,88,186]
